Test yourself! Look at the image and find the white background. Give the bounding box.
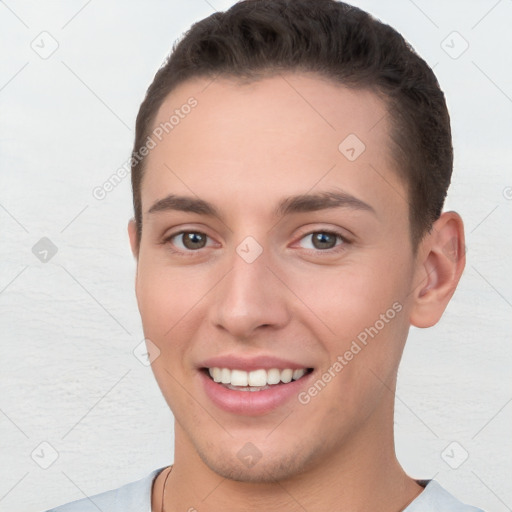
[1,1,511,511]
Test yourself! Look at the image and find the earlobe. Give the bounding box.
[409,212,466,328]
[127,218,140,261]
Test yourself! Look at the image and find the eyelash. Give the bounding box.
[161,229,350,256]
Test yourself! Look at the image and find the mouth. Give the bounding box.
[197,354,317,415]
[199,364,315,415]
[202,367,314,392]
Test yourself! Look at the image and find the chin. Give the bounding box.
[197,444,316,484]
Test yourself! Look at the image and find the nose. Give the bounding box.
[209,244,290,340]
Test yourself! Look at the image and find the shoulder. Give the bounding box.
[41,467,167,512]
[406,480,486,512]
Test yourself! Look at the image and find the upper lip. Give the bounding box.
[198,355,313,372]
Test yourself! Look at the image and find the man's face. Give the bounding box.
[129,73,419,481]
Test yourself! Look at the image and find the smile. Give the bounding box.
[206,367,312,391]
[199,363,315,415]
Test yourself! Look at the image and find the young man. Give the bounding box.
[45,0,485,511]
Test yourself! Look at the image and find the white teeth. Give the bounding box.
[206,367,309,388]
[248,369,267,387]
[280,369,293,383]
[230,369,248,387]
[220,368,231,384]
[292,369,306,380]
[267,368,281,385]
[210,367,222,383]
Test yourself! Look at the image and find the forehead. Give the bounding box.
[141,72,406,222]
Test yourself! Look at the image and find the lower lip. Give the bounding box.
[200,370,314,416]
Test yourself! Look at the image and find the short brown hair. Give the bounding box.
[130,0,452,250]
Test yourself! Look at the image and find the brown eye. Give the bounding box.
[171,231,209,250]
[298,231,345,251]
[311,232,338,249]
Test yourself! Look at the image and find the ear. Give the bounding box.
[409,211,466,328]
[127,218,140,261]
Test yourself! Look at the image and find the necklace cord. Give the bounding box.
[160,465,173,512]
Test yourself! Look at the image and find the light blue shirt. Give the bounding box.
[43,467,486,512]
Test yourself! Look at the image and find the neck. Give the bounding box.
[154,403,424,512]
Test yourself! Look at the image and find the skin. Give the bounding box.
[127,72,465,512]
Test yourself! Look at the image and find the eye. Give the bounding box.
[298,231,346,251]
[166,231,213,251]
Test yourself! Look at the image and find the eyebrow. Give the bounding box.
[146,190,375,219]
[275,190,375,217]
[147,195,219,216]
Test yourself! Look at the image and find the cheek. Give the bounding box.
[295,299,408,433]
[286,257,411,393]
[287,261,404,337]
[136,253,205,327]
[135,263,205,403]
